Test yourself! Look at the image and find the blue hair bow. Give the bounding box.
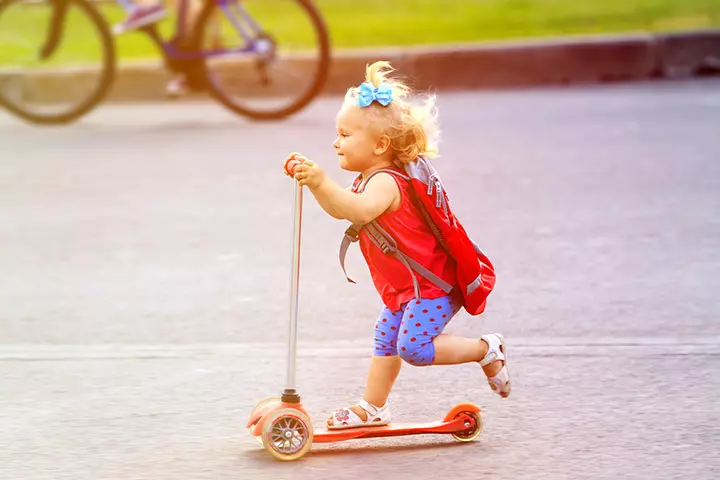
[357,82,393,107]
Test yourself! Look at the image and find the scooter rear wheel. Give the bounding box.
[451,411,483,442]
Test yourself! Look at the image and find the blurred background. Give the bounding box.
[126,0,718,51]
[2,0,719,66]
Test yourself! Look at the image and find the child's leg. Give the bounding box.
[396,295,463,366]
[363,305,404,409]
[433,335,501,375]
[396,296,509,394]
[327,306,403,428]
[362,355,402,411]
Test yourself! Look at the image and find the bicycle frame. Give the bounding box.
[41,0,70,60]
[140,0,271,68]
[41,0,271,71]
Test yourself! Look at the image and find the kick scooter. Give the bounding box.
[246,157,483,461]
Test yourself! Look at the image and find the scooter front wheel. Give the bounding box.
[249,397,281,419]
[249,397,281,444]
[261,408,314,461]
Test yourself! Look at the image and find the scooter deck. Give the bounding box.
[313,414,473,443]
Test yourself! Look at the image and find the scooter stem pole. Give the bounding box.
[284,182,303,399]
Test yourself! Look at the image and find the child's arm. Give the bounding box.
[310,173,398,225]
[312,184,346,220]
[290,157,398,225]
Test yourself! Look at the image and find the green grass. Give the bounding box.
[322,0,720,46]
[0,0,718,65]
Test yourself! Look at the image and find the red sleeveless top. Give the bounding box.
[352,171,458,311]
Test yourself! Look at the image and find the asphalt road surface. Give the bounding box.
[1,79,719,480]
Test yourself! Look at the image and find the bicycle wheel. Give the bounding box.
[193,0,330,120]
[0,0,115,125]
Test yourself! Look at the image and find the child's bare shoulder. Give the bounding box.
[364,171,401,193]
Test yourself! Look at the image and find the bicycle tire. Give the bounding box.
[0,0,116,125]
[193,0,330,120]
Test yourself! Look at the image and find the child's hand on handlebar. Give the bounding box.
[284,153,326,189]
[283,152,304,177]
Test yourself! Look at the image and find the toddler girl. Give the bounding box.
[285,61,511,429]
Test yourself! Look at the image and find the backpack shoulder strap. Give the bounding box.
[339,220,453,297]
[355,168,409,193]
[339,224,362,284]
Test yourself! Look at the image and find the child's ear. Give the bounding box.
[374,134,391,156]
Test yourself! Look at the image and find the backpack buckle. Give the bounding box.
[344,225,362,243]
[377,240,393,254]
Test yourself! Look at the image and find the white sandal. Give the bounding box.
[480,333,511,398]
[327,399,391,430]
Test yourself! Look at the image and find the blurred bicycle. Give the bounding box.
[0,0,331,125]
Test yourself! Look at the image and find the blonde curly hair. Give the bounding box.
[343,61,440,164]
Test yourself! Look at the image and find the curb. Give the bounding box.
[323,31,720,93]
[3,30,719,104]
[323,34,657,93]
[654,30,720,78]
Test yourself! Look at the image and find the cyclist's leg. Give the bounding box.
[116,0,135,11]
[113,0,168,35]
[165,0,214,97]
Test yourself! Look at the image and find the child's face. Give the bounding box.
[333,105,380,172]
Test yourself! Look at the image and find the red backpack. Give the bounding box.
[339,157,496,315]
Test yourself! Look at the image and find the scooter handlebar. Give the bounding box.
[284,153,304,177]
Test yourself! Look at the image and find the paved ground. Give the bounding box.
[1,79,719,479]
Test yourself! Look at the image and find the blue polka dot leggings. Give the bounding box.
[373,295,462,366]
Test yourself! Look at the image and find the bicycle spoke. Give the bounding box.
[263,61,306,82]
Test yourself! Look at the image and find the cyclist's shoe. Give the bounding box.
[113,5,168,35]
[166,75,189,98]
